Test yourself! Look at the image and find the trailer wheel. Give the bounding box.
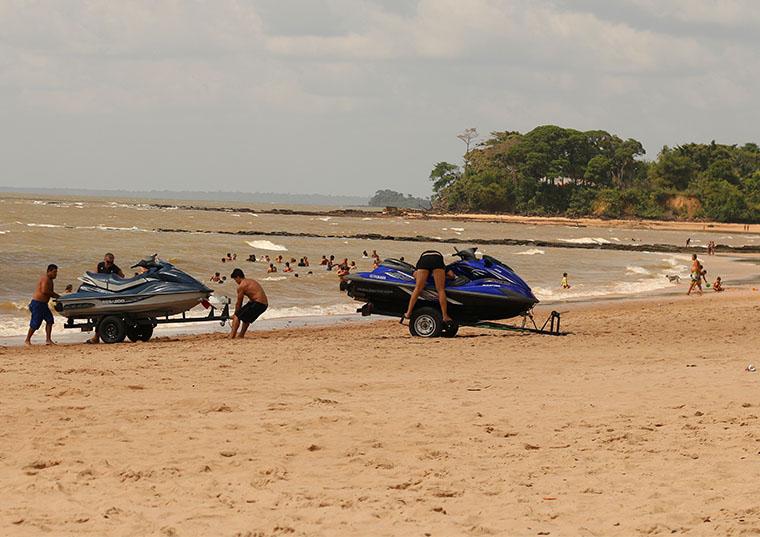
[409,307,443,338]
[99,316,126,344]
[126,323,154,342]
[441,320,459,338]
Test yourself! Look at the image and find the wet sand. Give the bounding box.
[2,290,759,536]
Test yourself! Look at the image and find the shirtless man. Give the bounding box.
[687,254,703,295]
[229,268,268,339]
[25,264,60,345]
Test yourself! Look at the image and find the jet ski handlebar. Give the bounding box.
[452,247,478,261]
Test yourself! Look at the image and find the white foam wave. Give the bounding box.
[558,237,611,245]
[260,303,357,320]
[515,249,545,256]
[534,275,672,301]
[262,276,287,281]
[362,217,373,221]
[318,217,332,221]
[0,231,8,235]
[451,227,464,232]
[246,240,288,251]
[626,265,651,275]
[27,223,63,228]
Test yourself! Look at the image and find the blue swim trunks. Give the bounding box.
[29,299,54,330]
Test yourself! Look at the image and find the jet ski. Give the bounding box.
[341,247,538,337]
[54,255,213,342]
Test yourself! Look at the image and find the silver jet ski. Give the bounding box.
[54,255,213,343]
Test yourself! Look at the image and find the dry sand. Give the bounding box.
[2,290,760,536]
[422,212,758,235]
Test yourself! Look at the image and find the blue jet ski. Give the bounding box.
[340,247,538,337]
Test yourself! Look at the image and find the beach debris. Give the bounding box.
[746,364,756,372]
[307,444,322,451]
[219,450,236,457]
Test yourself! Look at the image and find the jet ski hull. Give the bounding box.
[55,290,210,319]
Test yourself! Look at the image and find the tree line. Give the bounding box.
[430,125,760,223]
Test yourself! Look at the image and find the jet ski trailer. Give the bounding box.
[54,255,231,343]
[341,247,564,338]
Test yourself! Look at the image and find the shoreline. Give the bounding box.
[5,285,755,348]
[4,192,757,235]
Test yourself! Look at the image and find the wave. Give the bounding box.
[515,249,545,256]
[534,276,672,301]
[318,217,332,221]
[0,231,8,234]
[262,276,287,281]
[558,237,611,245]
[246,240,288,251]
[626,265,651,275]
[450,227,465,232]
[26,223,63,228]
[0,300,28,313]
[260,303,358,320]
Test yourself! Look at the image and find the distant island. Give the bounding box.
[430,125,760,223]
[368,189,431,209]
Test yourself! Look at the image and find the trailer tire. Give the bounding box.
[126,323,154,342]
[99,316,126,344]
[441,320,459,338]
[409,307,443,338]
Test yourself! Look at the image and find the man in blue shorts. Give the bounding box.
[25,264,60,345]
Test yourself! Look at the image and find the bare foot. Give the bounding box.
[24,340,32,346]
[45,340,56,346]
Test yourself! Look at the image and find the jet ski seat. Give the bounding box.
[380,258,416,274]
[81,271,150,292]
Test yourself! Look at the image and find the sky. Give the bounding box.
[1,0,759,197]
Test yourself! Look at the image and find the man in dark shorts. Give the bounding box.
[97,252,125,277]
[25,264,60,345]
[229,268,268,339]
[403,250,455,323]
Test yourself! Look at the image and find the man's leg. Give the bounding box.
[24,327,36,345]
[45,322,54,345]
[229,315,240,338]
[238,322,251,338]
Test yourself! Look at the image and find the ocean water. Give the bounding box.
[1,194,758,340]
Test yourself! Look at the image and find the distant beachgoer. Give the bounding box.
[25,264,59,346]
[97,253,124,278]
[226,253,232,261]
[298,258,306,267]
[264,255,271,263]
[362,250,369,258]
[303,256,310,267]
[561,273,571,289]
[64,284,73,293]
[403,250,453,324]
[229,268,268,339]
[687,254,703,295]
[320,255,328,265]
[289,257,296,264]
[327,255,336,270]
[222,258,226,263]
[267,263,277,273]
[247,254,256,262]
[371,249,379,261]
[294,273,299,278]
[283,262,294,273]
[686,238,691,247]
[399,256,405,262]
[350,261,357,270]
[232,253,237,260]
[307,271,313,275]
[210,272,222,283]
[713,277,724,292]
[372,258,380,269]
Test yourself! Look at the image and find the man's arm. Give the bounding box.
[116,265,125,278]
[235,286,245,311]
[45,278,60,299]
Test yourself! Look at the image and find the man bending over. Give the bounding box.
[229,268,268,339]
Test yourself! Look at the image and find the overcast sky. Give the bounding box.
[1,0,758,197]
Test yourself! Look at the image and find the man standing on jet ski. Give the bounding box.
[402,250,455,325]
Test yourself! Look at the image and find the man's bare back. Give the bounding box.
[237,278,267,306]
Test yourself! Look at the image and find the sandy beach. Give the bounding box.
[1,290,759,536]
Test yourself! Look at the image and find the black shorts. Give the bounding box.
[416,250,445,271]
[236,301,268,324]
